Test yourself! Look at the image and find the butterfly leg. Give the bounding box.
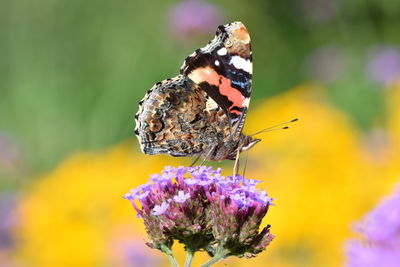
[233,148,241,176]
[190,154,202,167]
[242,150,249,177]
[199,145,216,166]
[190,146,216,167]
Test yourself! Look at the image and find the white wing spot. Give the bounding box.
[206,97,219,110]
[215,60,220,66]
[217,47,227,56]
[242,97,250,108]
[230,56,252,74]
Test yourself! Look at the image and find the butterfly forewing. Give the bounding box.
[180,22,253,136]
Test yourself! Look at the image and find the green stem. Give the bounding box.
[166,253,180,267]
[184,251,195,267]
[199,247,228,267]
[161,245,180,267]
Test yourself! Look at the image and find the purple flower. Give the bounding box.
[173,191,190,203]
[346,185,400,266]
[244,178,262,186]
[123,243,160,267]
[184,178,197,186]
[111,239,161,267]
[367,45,400,85]
[167,0,225,41]
[151,172,174,183]
[347,242,400,267]
[136,191,150,201]
[152,202,170,216]
[0,192,18,253]
[304,45,346,83]
[124,166,274,258]
[0,132,22,175]
[296,0,340,24]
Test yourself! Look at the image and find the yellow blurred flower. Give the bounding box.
[242,84,399,266]
[14,84,400,266]
[386,82,400,160]
[15,145,171,266]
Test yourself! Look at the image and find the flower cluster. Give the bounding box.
[346,185,400,267]
[124,166,274,259]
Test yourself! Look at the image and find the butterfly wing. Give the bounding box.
[180,21,252,136]
[134,75,229,157]
[135,22,254,160]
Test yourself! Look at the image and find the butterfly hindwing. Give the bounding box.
[134,75,232,158]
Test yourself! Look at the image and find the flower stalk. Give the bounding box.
[184,251,195,267]
[199,246,229,267]
[161,244,179,267]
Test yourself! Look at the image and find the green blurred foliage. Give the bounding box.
[0,0,400,176]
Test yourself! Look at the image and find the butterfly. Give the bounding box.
[134,21,261,161]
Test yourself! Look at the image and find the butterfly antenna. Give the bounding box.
[249,118,299,137]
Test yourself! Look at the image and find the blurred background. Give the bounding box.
[1,0,400,266]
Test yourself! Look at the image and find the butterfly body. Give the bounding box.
[135,22,259,161]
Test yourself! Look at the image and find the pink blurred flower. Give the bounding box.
[109,234,162,267]
[367,46,400,85]
[121,241,161,267]
[0,133,21,171]
[0,193,17,250]
[297,0,340,24]
[0,192,18,267]
[346,185,400,266]
[304,45,346,83]
[167,0,225,41]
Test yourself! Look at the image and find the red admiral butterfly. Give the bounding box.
[135,22,260,161]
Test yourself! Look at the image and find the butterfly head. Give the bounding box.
[240,135,261,152]
[225,134,261,160]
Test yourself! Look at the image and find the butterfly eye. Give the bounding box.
[225,39,233,47]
